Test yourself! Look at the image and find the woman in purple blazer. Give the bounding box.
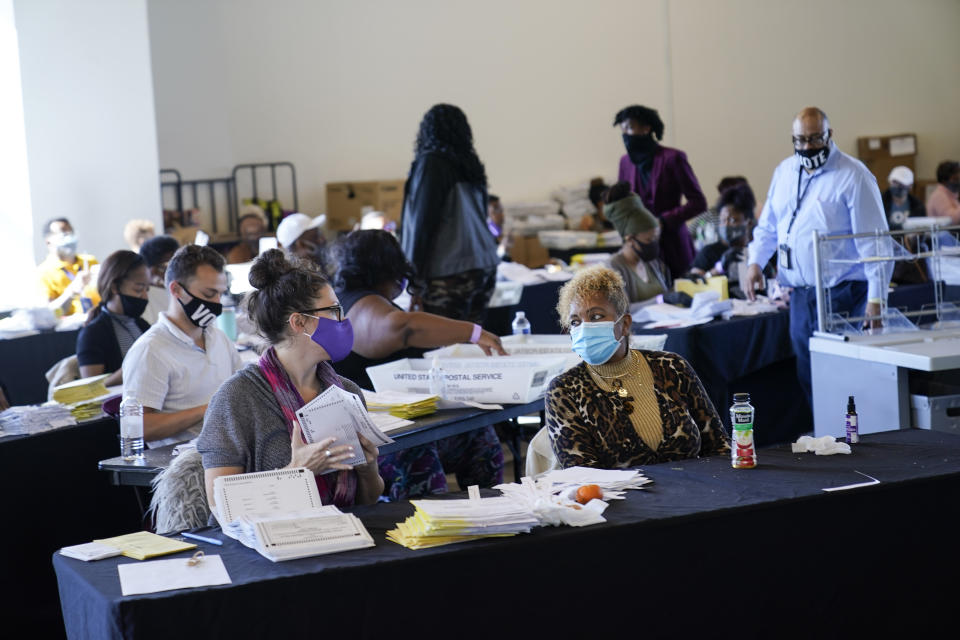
[615,105,707,276]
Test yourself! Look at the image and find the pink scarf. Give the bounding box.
[258,346,357,507]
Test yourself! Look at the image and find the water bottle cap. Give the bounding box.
[515,311,526,319]
[733,393,750,402]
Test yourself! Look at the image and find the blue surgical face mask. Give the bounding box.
[570,317,624,365]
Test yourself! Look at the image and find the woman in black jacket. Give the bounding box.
[400,104,500,324]
[76,250,151,385]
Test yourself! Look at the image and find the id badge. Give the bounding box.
[778,244,792,270]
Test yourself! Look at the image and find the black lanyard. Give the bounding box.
[786,167,817,236]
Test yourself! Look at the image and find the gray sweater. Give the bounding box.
[197,363,365,473]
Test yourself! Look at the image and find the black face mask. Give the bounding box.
[795,141,830,170]
[889,185,908,199]
[632,238,660,262]
[947,181,960,194]
[177,282,223,328]
[119,293,148,319]
[623,133,658,166]
[719,224,748,248]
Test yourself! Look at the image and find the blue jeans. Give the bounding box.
[789,281,867,409]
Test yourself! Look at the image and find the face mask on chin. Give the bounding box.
[719,224,748,247]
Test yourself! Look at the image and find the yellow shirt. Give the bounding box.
[36,253,101,316]
[586,349,663,451]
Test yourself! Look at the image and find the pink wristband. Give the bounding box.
[469,323,483,343]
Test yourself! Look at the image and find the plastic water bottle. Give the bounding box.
[511,311,531,340]
[216,295,238,341]
[429,357,447,399]
[119,396,145,461]
[730,392,756,469]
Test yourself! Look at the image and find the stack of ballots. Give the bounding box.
[536,466,652,501]
[387,495,540,550]
[362,389,438,419]
[551,182,597,229]
[503,201,566,235]
[52,374,116,421]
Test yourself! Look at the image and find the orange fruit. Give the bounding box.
[576,484,603,504]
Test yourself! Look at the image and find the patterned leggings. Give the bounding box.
[418,267,498,325]
[377,426,505,500]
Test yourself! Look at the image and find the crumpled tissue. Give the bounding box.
[792,435,851,455]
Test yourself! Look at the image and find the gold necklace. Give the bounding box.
[588,350,641,397]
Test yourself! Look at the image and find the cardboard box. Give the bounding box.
[508,233,550,268]
[325,180,405,231]
[856,133,917,193]
[366,355,568,404]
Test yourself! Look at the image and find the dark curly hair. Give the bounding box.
[412,104,487,187]
[245,249,330,344]
[717,183,757,220]
[331,230,413,293]
[613,105,665,141]
[140,235,180,267]
[937,160,960,185]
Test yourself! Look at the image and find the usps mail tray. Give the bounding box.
[366,355,568,404]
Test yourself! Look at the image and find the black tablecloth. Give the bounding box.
[635,309,810,445]
[484,280,564,336]
[55,429,960,639]
[0,329,79,405]
[2,418,142,639]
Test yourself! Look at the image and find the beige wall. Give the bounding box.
[148,0,960,219]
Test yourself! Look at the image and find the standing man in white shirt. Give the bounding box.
[745,107,890,408]
[123,244,242,447]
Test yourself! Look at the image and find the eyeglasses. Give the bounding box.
[791,132,829,146]
[299,304,342,322]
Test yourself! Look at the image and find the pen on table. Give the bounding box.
[181,531,223,546]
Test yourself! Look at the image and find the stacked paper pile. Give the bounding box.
[367,411,414,435]
[536,466,652,501]
[53,374,109,405]
[551,182,595,229]
[0,404,76,437]
[362,389,438,419]
[387,496,539,549]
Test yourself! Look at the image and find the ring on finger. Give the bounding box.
[325,449,332,458]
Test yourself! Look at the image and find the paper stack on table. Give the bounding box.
[92,531,196,561]
[367,411,414,434]
[362,389,439,419]
[213,468,376,562]
[536,466,652,501]
[0,403,76,436]
[52,374,109,405]
[387,495,539,549]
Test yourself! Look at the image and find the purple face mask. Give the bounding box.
[302,314,354,362]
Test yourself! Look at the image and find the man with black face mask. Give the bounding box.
[745,107,890,410]
[615,104,707,278]
[881,166,923,231]
[123,245,242,447]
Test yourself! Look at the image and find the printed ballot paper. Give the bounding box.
[295,385,394,470]
[213,468,375,562]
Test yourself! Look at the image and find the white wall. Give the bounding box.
[0,0,36,310]
[147,0,960,218]
[16,0,162,266]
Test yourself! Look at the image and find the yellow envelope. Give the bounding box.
[674,275,728,300]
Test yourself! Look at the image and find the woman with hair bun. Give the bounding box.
[198,249,384,510]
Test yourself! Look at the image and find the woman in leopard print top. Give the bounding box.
[546,266,730,468]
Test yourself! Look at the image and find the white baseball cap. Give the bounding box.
[276,213,326,248]
[888,166,914,187]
